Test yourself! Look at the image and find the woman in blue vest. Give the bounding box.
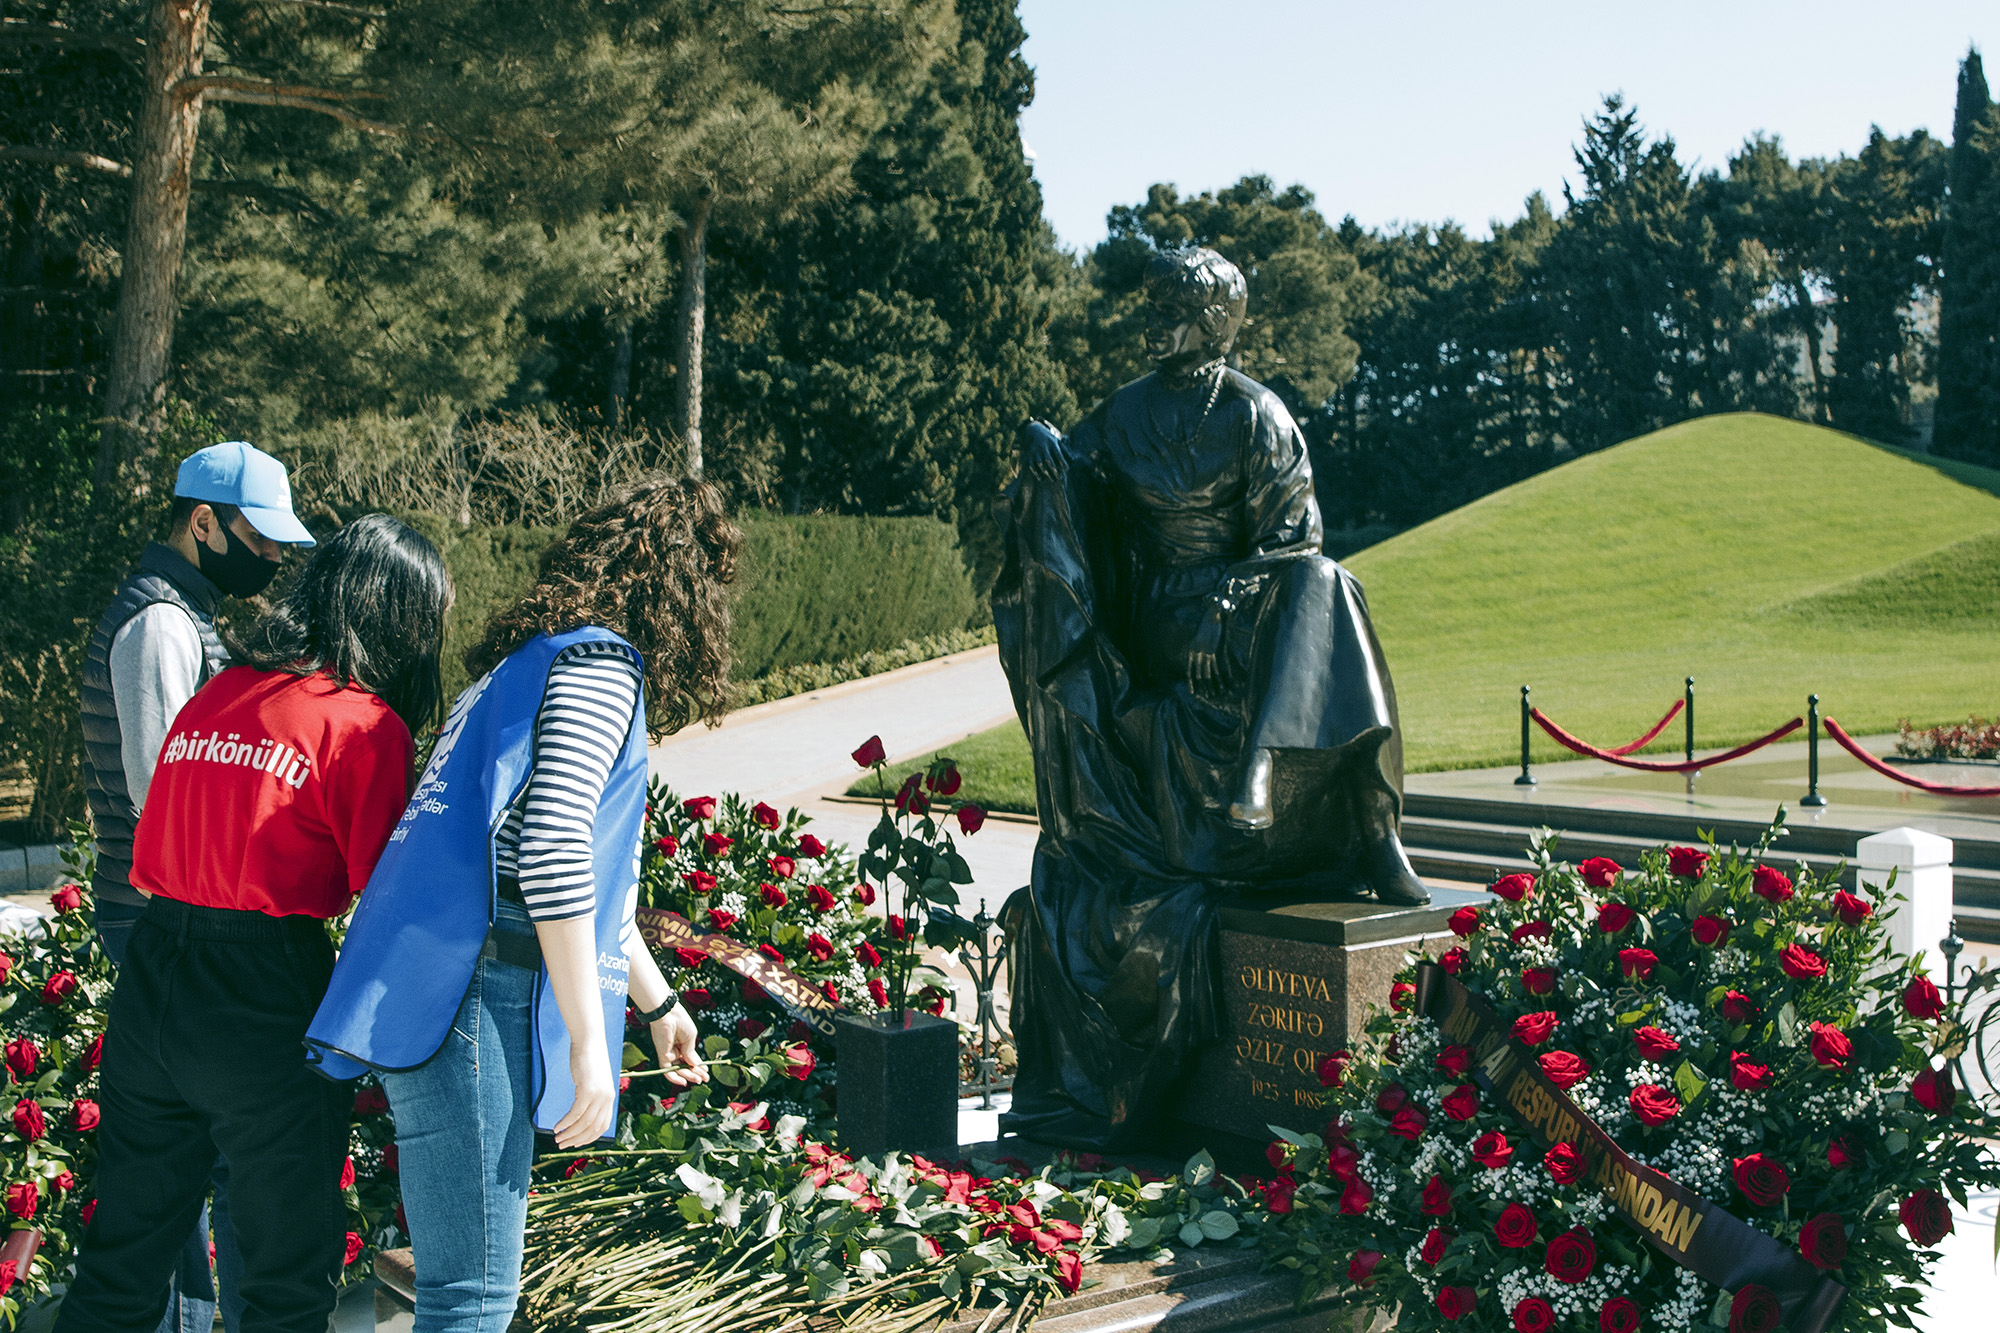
[307,476,740,1331]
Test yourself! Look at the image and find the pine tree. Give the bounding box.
[1936,46,2000,462]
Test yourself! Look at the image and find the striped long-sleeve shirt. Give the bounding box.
[494,641,643,922]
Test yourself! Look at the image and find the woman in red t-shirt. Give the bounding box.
[57,514,452,1333]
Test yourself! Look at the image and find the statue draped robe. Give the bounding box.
[993,367,1407,1150]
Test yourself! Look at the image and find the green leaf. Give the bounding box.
[1673,1059,1708,1109]
[1183,1149,1216,1188]
[1197,1210,1239,1240]
[1884,1129,1909,1155]
[1616,1008,1650,1027]
[1776,1003,1799,1048]
[1126,1216,1163,1250]
[1177,1221,1206,1248]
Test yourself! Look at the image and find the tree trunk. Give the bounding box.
[95,0,212,493]
[606,315,633,432]
[672,195,712,478]
[1794,277,1829,422]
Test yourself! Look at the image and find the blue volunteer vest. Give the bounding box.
[304,628,647,1137]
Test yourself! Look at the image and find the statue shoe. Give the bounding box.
[1225,748,1276,830]
[1361,831,1431,906]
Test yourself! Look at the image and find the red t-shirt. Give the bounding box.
[132,667,414,918]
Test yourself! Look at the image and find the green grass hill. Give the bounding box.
[854,412,2000,809]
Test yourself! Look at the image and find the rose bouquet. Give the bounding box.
[1257,820,2000,1332]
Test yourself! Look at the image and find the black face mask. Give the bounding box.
[197,520,282,598]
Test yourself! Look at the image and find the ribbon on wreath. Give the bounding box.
[636,907,840,1038]
[1413,961,1846,1333]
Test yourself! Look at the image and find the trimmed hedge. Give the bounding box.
[396,514,564,704]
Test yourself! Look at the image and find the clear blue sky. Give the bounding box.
[1017,0,1996,252]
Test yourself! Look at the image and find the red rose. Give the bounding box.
[1731,1153,1790,1206]
[1691,915,1731,946]
[10,1099,42,1141]
[80,1199,95,1226]
[82,1034,103,1072]
[806,933,835,961]
[1420,1227,1454,1264]
[1751,865,1793,902]
[4,1038,37,1081]
[821,980,839,1003]
[1780,943,1826,980]
[1436,1286,1477,1321]
[1667,846,1710,879]
[1799,1212,1847,1269]
[1629,1084,1680,1125]
[751,801,781,830]
[1315,1050,1351,1088]
[680,988,715,1012]
[927,765,963,796]
[1513,1297,1557,1333]
[1902,975,1945,1020]
[49,1170,72,1197]
[735,1017,767,1040]
[853,882,877,906]
[1899,1189,1953,1246]
[855,941,882,968]
[1544,1141,1584,1185]
[1544,1228,1597,1283]
[1579,856,1622,889]
[1441,1084,1480,1121]
[1421,1175,1453,1215]
[4,1183,34,1219]
[805,883,837,913]
[1729,1051,1775,1091]
[353,1086,389,1116]
[1389,982,1415,1011]
[1491,873,1534,902]
[767,857,796,883]
[653,835,679,857]
[1375,1083,1408,1115]
[1808,1022,1852,1069]
[782,1043,817,1081]
[851,736,886,767]
[1522,966,1557,995]
[1473,1130,1514,1169]
[759,883,787,909]
[1721,990,1758,1024]
[1494,1201,1538,1248]
[756,943,785,965]
[1334,1176,1369,1213]
[1511,920,1553,943]
[51,884,83,914]
[1539,1051,1590,1090]
[339,1156,356,1190]
[1347,1249,1383,1287]
[706,908,737,932]
[1826,1136,1853,1169]
[1389,1106,1429,1140]
[1599,1298,1640,1333]
[682,795,717,820]
[798,834,827,858]
[1829,889,1872,926]
[1440,947,1468,974]
[41,971,78,1005]
[1633,1026,1680,1061]
[1617,948,1657,980]
[955,804,987,835]
[867,978,888,1007]
[1448,906,1482,937]
[700,833,734,858]
[1728,1284,1781,1333]
[1596,902,1636,934]
[344,1231,364,1266]
[1435,1044,1473,1077]
[1513,1011,1558,1046]
[382,1144,399,1174]
[894,777,928,815]
[1325,1142,1361,1181]
[1912,1063,1956,1114]
[887,914,910,942]
[1055,1251,1082,1294]
[682,871,718,895]
[0,955,12,985]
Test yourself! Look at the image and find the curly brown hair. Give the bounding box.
[467,474,741,735]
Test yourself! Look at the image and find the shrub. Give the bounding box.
[1895,717,2000,762]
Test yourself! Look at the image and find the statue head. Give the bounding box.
[1142,247,1247,369]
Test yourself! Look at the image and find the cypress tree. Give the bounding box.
[1937,46,2000,462]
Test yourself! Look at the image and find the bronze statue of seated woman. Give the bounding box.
[993,245,1427,1149]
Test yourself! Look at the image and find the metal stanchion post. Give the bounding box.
[1684,677,1695,766]
[1802,693,1828,808]
[1515,685,1536,787]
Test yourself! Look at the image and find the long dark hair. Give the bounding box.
[239,514,453,733]
[467,474,739,736]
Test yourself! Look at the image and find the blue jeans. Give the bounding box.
[94,899,242,1333]
[381,901,539,1333]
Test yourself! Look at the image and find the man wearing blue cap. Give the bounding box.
[78,441,314,1333]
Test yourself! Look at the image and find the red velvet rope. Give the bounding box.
[1531,707,1802,773]
[1821,718,2000,797]
[1605,698,1685,756]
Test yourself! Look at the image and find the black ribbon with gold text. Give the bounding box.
[636,907,839,1038]
[1414,961,1845,1332]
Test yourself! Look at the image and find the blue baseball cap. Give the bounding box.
[174,442,315,546]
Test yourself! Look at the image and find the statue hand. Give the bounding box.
[1186,597,1228,693]
[1018,419,1068,483]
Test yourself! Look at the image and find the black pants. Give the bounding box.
[56,897,353,1333]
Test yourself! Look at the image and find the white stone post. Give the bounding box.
[1856,828,1954,963]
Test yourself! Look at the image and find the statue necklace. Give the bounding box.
[1150,356,1228,447]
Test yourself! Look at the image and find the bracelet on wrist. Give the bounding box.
[634,994,677,1025]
